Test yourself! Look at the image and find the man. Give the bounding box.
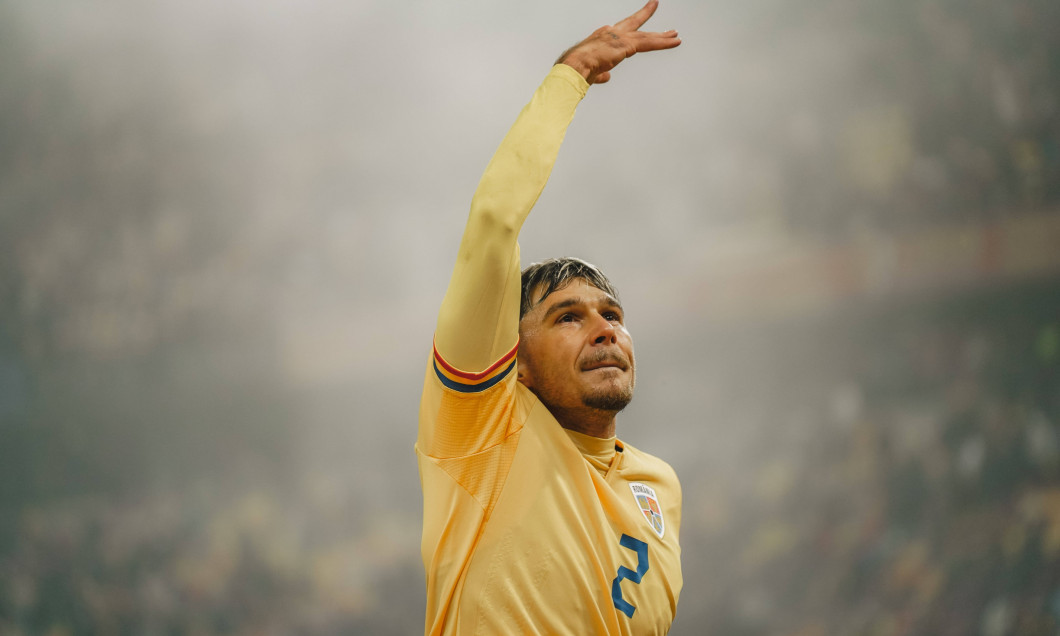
[417,2,682,634]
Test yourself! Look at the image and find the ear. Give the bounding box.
[516,353,533,389]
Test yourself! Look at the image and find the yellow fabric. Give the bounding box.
[434,64,588,372]
[564,428,619,477]
[418,64,683,636]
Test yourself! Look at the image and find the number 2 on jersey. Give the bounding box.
[611,534,649,618]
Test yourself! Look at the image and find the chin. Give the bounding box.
[582,386,634,412]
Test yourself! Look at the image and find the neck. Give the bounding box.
[549,405,617,438]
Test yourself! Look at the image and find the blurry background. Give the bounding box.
[1,0,1059,633]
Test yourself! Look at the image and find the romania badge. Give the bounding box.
[629,482,665,538]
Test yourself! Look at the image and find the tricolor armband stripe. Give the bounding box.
[433,341,518,393]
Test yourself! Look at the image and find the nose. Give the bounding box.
[591,313,617,345]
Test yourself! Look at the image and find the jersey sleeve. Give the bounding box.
[434,64,588,375]
[421,65,588,456]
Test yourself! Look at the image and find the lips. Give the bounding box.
[581,353,629,372]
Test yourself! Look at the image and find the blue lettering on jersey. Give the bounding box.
[611,534,649,618]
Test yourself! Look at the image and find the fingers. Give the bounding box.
[612,1,681,53]
[627,29,681,53]
[613,0,659,32]
[558,1,679,84]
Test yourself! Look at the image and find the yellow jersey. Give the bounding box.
[418,64,682,636]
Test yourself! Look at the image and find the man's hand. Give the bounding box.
[556,0,681,85]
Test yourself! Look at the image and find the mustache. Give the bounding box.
[580,350,630,371]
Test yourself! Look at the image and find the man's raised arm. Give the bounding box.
[433,0,681,374]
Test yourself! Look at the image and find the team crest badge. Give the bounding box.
[629,482,665,538]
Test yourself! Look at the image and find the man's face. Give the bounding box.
[517,278,635,416]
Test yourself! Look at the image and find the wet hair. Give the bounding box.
[520,257,620,319]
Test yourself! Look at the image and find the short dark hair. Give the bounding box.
[520,257,620,319]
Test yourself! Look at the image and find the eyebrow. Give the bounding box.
[541,296,623,322]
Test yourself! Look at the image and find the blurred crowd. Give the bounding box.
[3,281,1057,636]
[2,0,1059,633]
[678,287,1060,635]
[0,474,423,636]
[720,0,1060,239]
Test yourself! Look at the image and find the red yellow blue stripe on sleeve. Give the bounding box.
[433,341,518,393]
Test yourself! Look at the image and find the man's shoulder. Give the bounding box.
[618,439,680,485]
